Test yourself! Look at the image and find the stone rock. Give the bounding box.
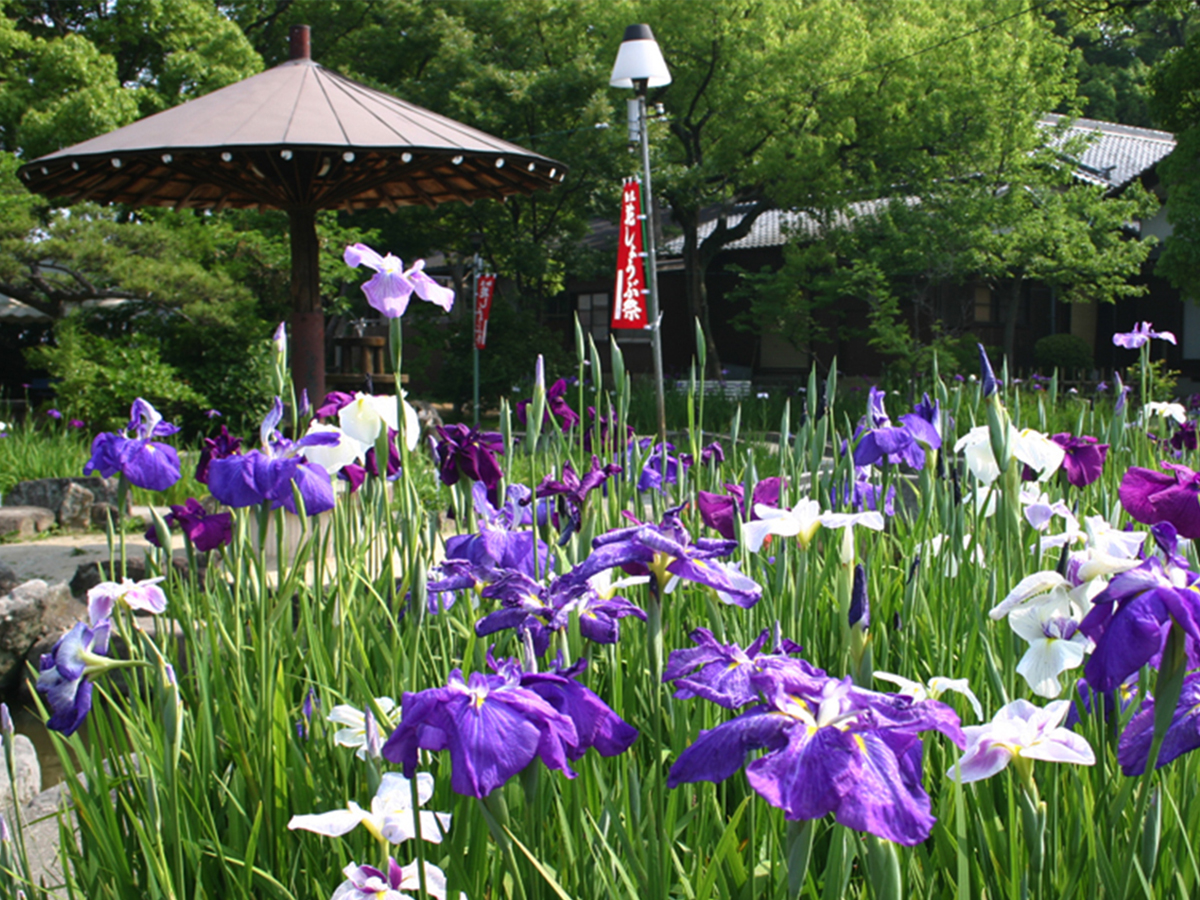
[69,556,195,599]
[0,580,49,689]
[5,477,121,513]
[0,506,55,538]
[0,733,40,811]
[0,560,17,593]
[411,399,444,437]
[90,503,122,530]
[57,482,95,530]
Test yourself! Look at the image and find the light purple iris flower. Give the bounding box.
[1113,321,1177,349]
[207,398,339,516]
[83,398,182,491]
[344,243,454,318]
[696,477,783,541]
[565,505,761,608]
[331,858,453,900]
[1050,433,1108,487]
[37,619,113,735]
[1118,462,1200,539]
[668,664,964,846]
[381,655,635,798]
[1118,672,1200,775]
[1080,557,1200,691]
[663,626,813,709]
[948,699,1094,783]
[852,387,940,470]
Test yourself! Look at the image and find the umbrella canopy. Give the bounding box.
[17,25,566,403]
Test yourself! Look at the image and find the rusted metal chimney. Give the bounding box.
[289,24,311,61]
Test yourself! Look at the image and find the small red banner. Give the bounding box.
[474,274,496,349]
[612,178,648,330]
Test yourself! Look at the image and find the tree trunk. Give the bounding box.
[289,206,325,407]
[1003,276,1023,371]
[678,210,723,380]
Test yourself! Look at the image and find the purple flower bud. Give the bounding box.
[977,344,998,397]
[849,564,869,630]
[0,702,11,735]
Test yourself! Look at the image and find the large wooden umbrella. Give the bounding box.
[17,25,566,403]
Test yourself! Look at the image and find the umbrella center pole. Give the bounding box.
[289,206,325,411]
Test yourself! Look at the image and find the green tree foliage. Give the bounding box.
[1150,1,1200,296]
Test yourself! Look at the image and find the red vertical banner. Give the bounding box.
[612,178,648,330]
[474,274,496,349]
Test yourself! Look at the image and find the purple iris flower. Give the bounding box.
[195,425,243,485]
[207,398,339,516]
[978,344,999,397]
[1118,672,1200,775]
[1113,321,1177,349]
[1171,421,1198,452]
[315,391,357,419]
[852,388,940,470]
[1065,676,1138,730]
[381,654,635,797]
[83,398,182,492]
[428,484,553,612]
[37,619,112,735]
[46,408,62,420]
[1115,371,1131,414]
[833,468,896,516]
[536,456,622,536]
[696,478,783,540]
[434,424,504,502]
[519,657,638,760]
[1080,557,1200,692]
[516,378,581,433]
[1118,462,1200,539]
[67,418,85,429]
[565,505,761,608]
[663,626,813,709]
[145,498,233,552]
[668,665,965,846]
[637,440,691,493]
[583,406,634,455]
[1050,433,1109,488]
[475,567,646,654]
[445,483,549,575]
[344,243,454,318]
[682,441,726,468]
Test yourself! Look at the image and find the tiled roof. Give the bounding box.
[1039,114,1175,191]
[661,199,895,256]
[660,116,1175,257]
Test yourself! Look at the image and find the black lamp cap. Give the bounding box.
[622,24,656,42]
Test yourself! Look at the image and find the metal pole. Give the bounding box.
[472,252,481,427]
[637,85,668,445]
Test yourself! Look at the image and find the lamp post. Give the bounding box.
[611,23,671,445]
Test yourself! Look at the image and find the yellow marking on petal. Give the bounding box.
[853,734,867,753]
[361,818,384,842]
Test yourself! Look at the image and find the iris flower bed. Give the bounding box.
[1,255,1198,899]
